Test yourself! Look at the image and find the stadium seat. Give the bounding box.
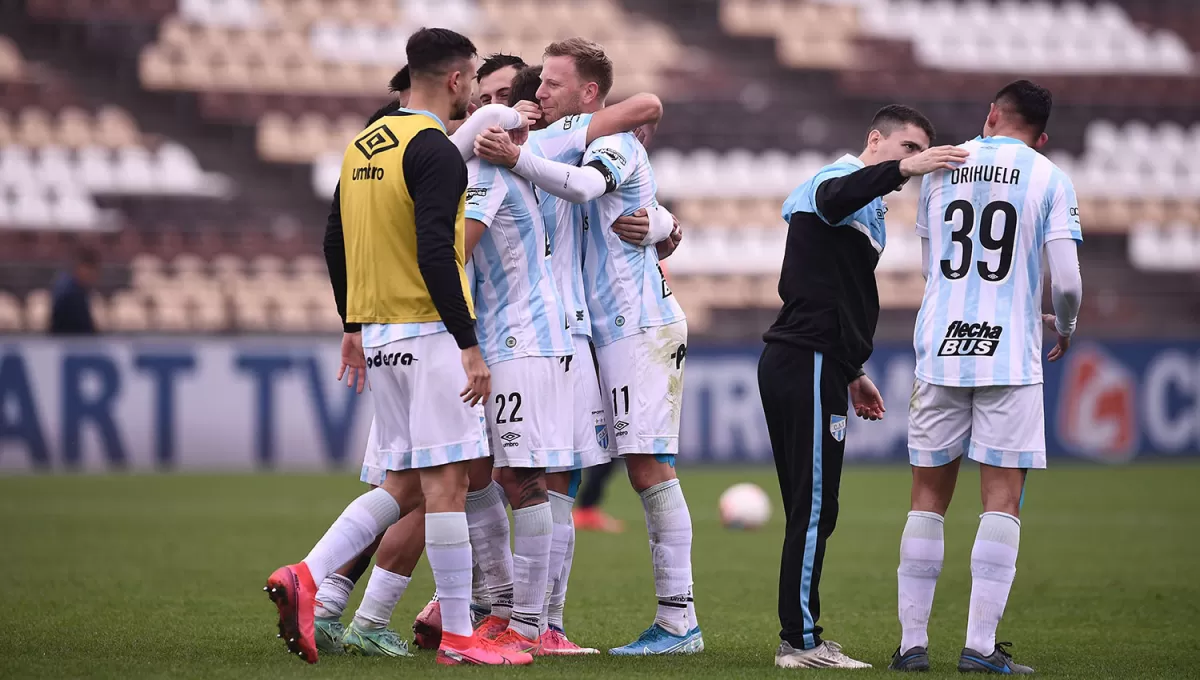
[0,291,24,331]
[24,289,50,331]
[0,36,23,81]
[110,291,151,331]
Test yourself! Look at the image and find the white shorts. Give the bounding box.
[908,379,1046,469]
[594,320,687,457]
[360,416,387,485]
[549,335,614,473]
[365,332,489,472]
[486,355,573,469]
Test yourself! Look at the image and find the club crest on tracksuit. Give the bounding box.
[830,415,847,443]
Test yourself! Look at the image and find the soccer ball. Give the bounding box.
[718,483,771,530]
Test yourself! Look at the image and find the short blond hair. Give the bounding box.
[543,37,614,98]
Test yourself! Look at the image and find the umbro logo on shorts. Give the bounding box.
[501,432,521,448]
[937,320,1003,357]
[614,420,629,438]
[369,350,416,367]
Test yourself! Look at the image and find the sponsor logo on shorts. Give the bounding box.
[505,336,516,348]
[500,432,521,448]
[614,420,629,438]
[368,350,416,368]
[937,320,1003,357]
[615,316,625,327]
[1057,345,1137,462]
[829,415,847,443]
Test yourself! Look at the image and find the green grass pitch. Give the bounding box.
[1,463,1197,679]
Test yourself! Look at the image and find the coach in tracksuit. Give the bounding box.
[758,105,967,669]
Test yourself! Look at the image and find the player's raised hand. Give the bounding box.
[849,375,885,421]
[900,145,970,177]
[1043,313,1072,362]
[338,331,368,394]
[512,100,541,129]
[459,345,491,407]
[613,208,651,244]
[474,126,521,168]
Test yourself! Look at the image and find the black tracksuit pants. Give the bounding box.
[757,342,850,650]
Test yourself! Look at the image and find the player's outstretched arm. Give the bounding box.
[475,127,608,203]
[586,93,663,146]
[1044,238,1082,361]
[448,104,530,161]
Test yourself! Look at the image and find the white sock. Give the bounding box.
[314,573,354,619]
[471,559,490,609]
[466,481,513,620]
[966,512,1021,656]
[352,566,411,630]
[303,488,399,584]
[548,514,574,631]
[641,479,693,637]
[425,512,474,638]
[898,510,945,653]
[543,491,575,634]
[509,502,553,640]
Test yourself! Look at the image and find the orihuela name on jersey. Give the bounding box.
[938,320,1004,357]
[950,164,1021,185]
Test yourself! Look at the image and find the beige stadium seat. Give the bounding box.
[153,300,191,332]
[214,57,254,91]
[276,298,311,332]
[324,62,367,96]
[24,289,50,331]
[0,111,13,146]
[293,254,326,277]
[291,59,327,95]
[257,112,295,162]
[57,107,94,148]
[193,298,228,331]
[159,17,193,49]
[310,304,344,333]
[251,254,286,277]
[212,253,246,284]
[171,253,207,278]
[139,46,178,90]
[17,108,55,148]
[0,36,22,81]
[720,0,780,37]
[95,107,140,149]
[131,253,166,290]
[294,113,331,161]
[0,291,23,331]
[253,58,291,93]
[176,52,217,91]
[109,291,150,331]
[234,295,273,332]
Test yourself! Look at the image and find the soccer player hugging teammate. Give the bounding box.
[758,105,966,669]
[308,57,532,659]
[475,38,699,657]
[892,80,1081,675]
[266,28,534,667]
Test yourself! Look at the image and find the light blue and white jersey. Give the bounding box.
[465,157,572,364]
[914,135,1083,387]
[580,132,684,347]
[781,153,888,252]
[527,113,594,337]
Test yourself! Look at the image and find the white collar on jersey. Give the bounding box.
[835,153,865,168]
[974,135,1028,146]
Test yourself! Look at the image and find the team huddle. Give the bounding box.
[262,24,1082,673]
[266,29,694,666]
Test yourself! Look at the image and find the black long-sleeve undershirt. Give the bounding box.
[814,160,904,226]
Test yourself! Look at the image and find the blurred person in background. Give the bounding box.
[49,246,99,335]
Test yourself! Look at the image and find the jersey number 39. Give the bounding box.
[940,199,1018,283]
